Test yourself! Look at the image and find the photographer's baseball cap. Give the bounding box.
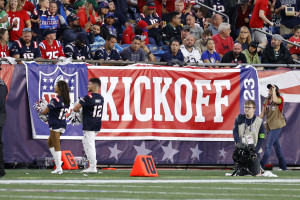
[267,84,279,91]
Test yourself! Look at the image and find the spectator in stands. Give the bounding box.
[228,0,251,40]
[62,13,95,47]
[207,14,223,36]
[62,0,74,16]
[165,0,195,14]
[10,28,42,59]
[31,0,50,43]
[139,0,163,46]
[94,34,121,61]
[180,25,190,45]
[97,1,109,25]
[221,43,247,67]
[77,0,100,31]
[201,38,221,67]
[275,0,300,35]
[39,29,65,59]
[235,26,251,50]
[160,38,184,62]
[186,14,203,40]
[173,0,190,25]
[212,22,234,58]
[261,34,294,65]
[122,20,149,45]
[0,29,9,57]
[120,35,146,61]
[65,33,92,60]
[6,0,31,43]
[138,0,163,18]
[100,12,118,43]
[48,1,67,39]
[162,11,182,45]
[73,0,85,15]
[249,0,274,49]
[287,25,300,61]
[0,0,9,29]
[211,0,232,15]
[90,24,105,56]
[195,29,212,54]
[180,34,202,64]
[140,39,157,62]
[242,41,261,64]
[21,0,35,16]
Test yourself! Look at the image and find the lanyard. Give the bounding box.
[244,117,254,134]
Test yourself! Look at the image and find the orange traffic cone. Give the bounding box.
[130,155,158,177]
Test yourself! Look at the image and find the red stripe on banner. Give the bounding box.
[0,64,14,98]
[257,70,289,79]
[97,132,233,138]
[280,85,300,95]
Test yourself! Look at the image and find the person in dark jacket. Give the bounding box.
[261,34,294,65]
[0,68,7,178]
[221,43,247,67]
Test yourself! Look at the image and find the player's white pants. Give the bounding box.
[82,130,98,165]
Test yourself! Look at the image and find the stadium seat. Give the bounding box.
[121,44,131,49]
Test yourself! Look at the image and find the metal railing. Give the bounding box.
[195,2,230,23]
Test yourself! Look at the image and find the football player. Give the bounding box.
[10,28,42,60]
[64,33,92,60]
[39,28,65,59]
[73,78,104,173]
[41,80,70,174]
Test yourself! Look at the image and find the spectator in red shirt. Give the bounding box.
[212,22,234,58]
[0,28,9,57]
[287,25,300,61]
[122,20,149,44]
[249,0,273,49]
[77,0,100,31]
[21,0,35,16]
[6,0,31,42]
[39,29,65,59]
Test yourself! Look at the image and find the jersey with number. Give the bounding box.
[39,40,65,59]
[79,93,104,131]
[212,0,226,13]
[47,96,69,130]
[180,45,203,63]
[10,39,41,58]
[0,43,9,58]
[7,9,30,41]
[64,42,92,60]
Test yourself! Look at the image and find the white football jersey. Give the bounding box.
[180,45,203,64]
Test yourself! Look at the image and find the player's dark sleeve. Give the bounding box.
[10,42,20,56]
[79,95,89,107]
[255,122,265,154]
[233,115,241,144]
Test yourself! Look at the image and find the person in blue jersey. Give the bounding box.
[94,34,121,61]
[160,38,184,63]
[73,78,104,173]
[10,28,42,60]
[65,33,92,60]
[41,80,70,174]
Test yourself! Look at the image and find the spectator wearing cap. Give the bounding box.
[73,0,85,15]
[207,14,223,36]
[120,35,146,61]
[139,0,163,46]
[63,13,95,47]
[228,0,251,40]
[94,34,121,61]
[160,38,184,63]
[10,28,41,60]
[97,1,109,25]
[212,22,234,58]
[100,12,118,43]
[0,28,9,57]
[194,29,212,54]
[221,43,247,68]
[186,14,203,40]
[242,41,261,64]
[162,11,182,45]
[180,34,202,64]
[39,28,65,59]
[180,25,190,45]
[65,32,92,60]
[77,0,101,31]
[90,24,105,56]
[137,0,163,18]
[122,20,150,45]
[261,34,294,65]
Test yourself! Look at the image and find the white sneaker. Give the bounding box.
[82,167,97,173]
[51,168,63,174]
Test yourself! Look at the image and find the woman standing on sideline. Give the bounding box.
[259,84,287,171]
[41,80,70,174]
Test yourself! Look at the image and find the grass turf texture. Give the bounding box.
[0,169,300,199]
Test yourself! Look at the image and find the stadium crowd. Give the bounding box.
[0,0,299,67]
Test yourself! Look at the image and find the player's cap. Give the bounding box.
[67,13,79,22]
[22,28,32,32]
[146,0,156,9]
[76,32,86,43]
[87,0,98,8]
[240,0,249,5]
[137,20,148,32]
[99,1,109,8]
[105,12,114,18]
[182,25,190,31]
[74,0,85,8]
[43,28,57,37]
[272,34,283,42]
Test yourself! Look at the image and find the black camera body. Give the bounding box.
[233,143,257,166]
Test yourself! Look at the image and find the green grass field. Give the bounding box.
[1,169,300,199]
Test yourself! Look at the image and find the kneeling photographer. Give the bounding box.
[232,100,265,176]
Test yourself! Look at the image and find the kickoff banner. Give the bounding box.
[25,62,88,139]
[89,64,260,141]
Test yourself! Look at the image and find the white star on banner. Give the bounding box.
[133,141,152,157]
[42,85,47,90]
[219,148,227,158]
[161,142,179,163]
[190,144,203,160]
[108,143,122,161]
[43,77,47,83]
[50,85,53,90]
[70,86,74,91]
[65,78,69,83]
[49,78,54,83]
[71,79,74,83]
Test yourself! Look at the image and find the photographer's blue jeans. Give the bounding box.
[260,128,287,170]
